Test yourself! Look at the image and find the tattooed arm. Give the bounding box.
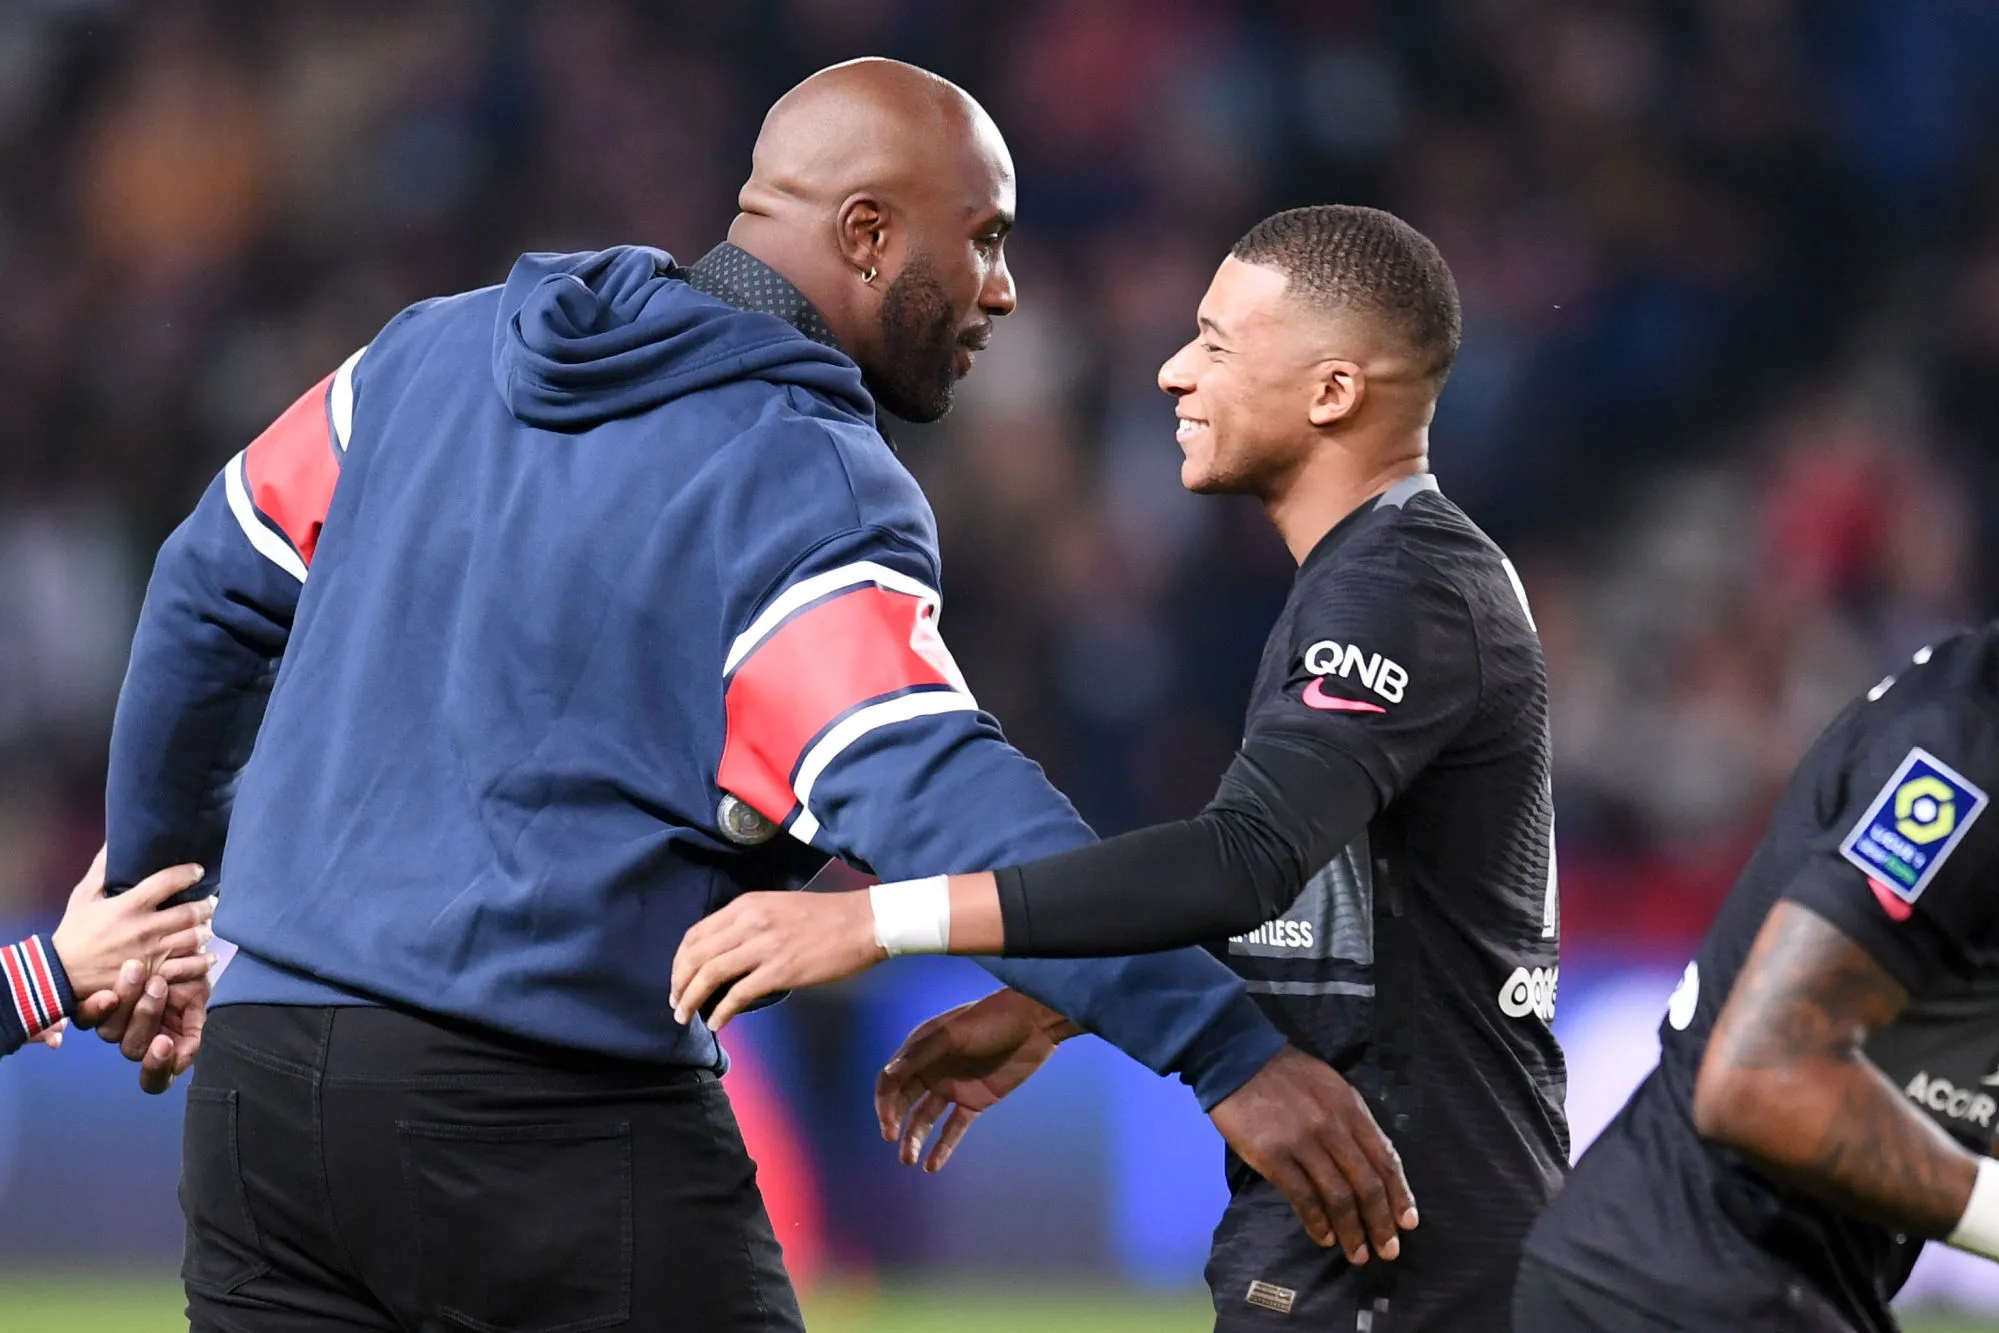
[1693,900,1978,1234]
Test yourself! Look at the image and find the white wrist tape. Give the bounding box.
[869,876,951,957]
[1949,1157,1999,1260]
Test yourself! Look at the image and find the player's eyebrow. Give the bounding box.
[1198,315,1232,342]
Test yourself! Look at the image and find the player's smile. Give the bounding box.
[1175,413,1208,443]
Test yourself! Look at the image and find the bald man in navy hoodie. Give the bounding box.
[104,59,1383,1333]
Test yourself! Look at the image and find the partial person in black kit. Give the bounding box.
[1518,631,1999,1332]
[675,205,1571,1332]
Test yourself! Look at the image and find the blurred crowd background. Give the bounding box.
[5,0,1999,1309]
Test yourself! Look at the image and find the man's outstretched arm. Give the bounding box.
[680,532,1486,967]
[931,733,1378,958]
[669,730,1378,989]
[1692,900,1982,1237]
[700,528,1290,1106]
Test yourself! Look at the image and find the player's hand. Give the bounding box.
[875,988,1080,1171]
[670,890,883,1030]
[49,847,213,997]
[1208,1044,1418,1265]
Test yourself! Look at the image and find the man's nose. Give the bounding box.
[1158,342,1198,395]
[982,253,1017,318]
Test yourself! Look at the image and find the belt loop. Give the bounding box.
[315,1007,337,1080]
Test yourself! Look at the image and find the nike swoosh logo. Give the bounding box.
[1302,678,1386,713]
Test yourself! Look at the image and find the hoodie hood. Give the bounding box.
[492,246,872,430]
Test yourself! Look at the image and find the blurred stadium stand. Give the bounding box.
[2,0,1998,1312]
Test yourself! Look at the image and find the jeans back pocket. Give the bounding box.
[398,1119,634,1333]
[180,1086,273,1295]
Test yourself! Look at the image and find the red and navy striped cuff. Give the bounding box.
[0,935,74,1053]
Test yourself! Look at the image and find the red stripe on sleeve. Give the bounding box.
[26,938,61,1024]
[719,585,957,822]
[2,945,37,1035]
[243,372,339,566]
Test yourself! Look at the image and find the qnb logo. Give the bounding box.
[1303,640,1407,703]
[1904,1071,1997,1129]
[1230,919,1316,950]
[1498,965,1558,1022]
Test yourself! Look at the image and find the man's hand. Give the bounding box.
[1208,1044,1419,1265]
[76,961,213,1094]
[49,848,213,997]
[670,890,883,1029]
[875,988,1080,1171]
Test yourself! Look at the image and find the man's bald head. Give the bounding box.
[727,59,1018,422]
[741,59,1007,221]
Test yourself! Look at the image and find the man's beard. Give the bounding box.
[871,256,964,423]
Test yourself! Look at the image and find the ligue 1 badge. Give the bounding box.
[1841,747,1989,909]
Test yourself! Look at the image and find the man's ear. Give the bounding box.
[836,195,890,278]
[1307,360,1364,427]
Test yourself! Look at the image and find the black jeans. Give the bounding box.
[181,1004,804,1333]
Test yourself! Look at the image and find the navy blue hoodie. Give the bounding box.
[106,246,1282,1103]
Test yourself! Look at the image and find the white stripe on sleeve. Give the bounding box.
[1501,557,1537,632]
[225,450,309,583]
[329,344,367,451]
[724,560,940,675]
[787,689,978,845]
[10,943,47,1029]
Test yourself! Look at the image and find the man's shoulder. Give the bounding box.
[1298,489,1513,616]
[1845,628,1999,792]
[1378,489,1509,579]
[1305,483,1488,568]
[708,402,935,554]
[1375,489,1542,643]
[367,281,507,356]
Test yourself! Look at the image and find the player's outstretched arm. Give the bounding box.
[667,736,1377,1022]
[1694,900,1985,1242]
[703,526,1285,1094]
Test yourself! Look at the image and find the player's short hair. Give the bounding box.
[1231,205,1462,385]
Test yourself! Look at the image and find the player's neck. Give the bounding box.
[1264,434,1429,565]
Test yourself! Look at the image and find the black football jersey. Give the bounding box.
[1210,474,1569,1328]
[1525,625,1999,1332]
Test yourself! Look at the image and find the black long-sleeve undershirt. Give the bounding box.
[993,733,1381,957]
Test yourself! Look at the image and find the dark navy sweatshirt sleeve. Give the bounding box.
[107,355,360,896]
[0,935,76,1058]
[717,523,1284,1110]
